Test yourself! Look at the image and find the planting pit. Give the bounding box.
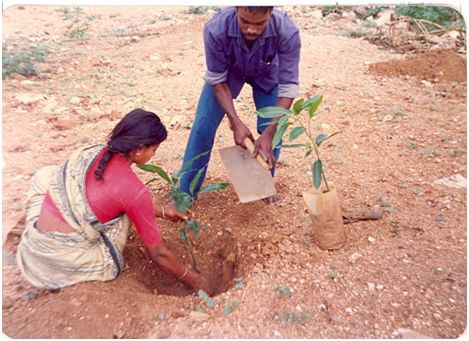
[123,229,240,296]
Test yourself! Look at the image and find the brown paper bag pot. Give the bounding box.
[302,184,347,250]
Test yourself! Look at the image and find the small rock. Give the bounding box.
[376,284,384,291]
[20,80,35,88]
[367,282,376,291]
[21,291,38,301]
[367,236,376,243]
[345,307,353,314]
[53,117,77,130]
[421,80,433,88]
[70,96,81,105]
[395,328,432,338]
[189,311,210,322]
[273,330,281,337]
[433,174,466,189]
[349,252,362,264]
[16,93,46,105]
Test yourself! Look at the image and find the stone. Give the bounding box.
[16,93,46,105]
[349,252,362,264]
[395,328,432,338]
[70,96,82,105]
[20,80,35,88]
[433,174,466,189]
[189,311,210,322]
[367,282,376,291]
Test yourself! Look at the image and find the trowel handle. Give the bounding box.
[244,139,270,170]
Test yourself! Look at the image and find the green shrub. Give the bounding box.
[396,6,464,29]
[2,43,49,79]
[56,6,93,39]
[188,6,220,15]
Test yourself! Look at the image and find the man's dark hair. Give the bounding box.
[95,108,167,180]
[237,6,273,14]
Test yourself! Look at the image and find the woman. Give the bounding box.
[16,108,212,294]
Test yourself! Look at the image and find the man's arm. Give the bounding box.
[213,82,254,149]
[254,27,301,168]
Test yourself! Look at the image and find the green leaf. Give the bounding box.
[272,122,289,148]
[315,134,328,146]
[312,159,323,189]
[198,182,230,194]
[282,143,309,148]
[304,95,323,118]
[189,167,205,196]
[289,126,306,141]
[186,220,201,238]
[180,227,187,242]
[315,131,340,147]
[171,190,192,213]
[223,305,233,315]
[179,150,210,175]
[198,290,215,308]
[256,106,291,118]
[138,164,172,184]
[198,289,209,300]
[293,98,304,114]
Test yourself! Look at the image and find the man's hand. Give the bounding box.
[254,130,276,170]
[231,119,254,149]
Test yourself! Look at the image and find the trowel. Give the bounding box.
[219,139,277,203]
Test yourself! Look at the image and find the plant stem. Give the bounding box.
[183,230,199,272]
[293,114,330,192]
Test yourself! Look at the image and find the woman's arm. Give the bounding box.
[147,241,213,295]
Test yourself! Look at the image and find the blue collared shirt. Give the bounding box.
[203,7,301,99]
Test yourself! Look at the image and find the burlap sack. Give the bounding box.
[302,184,346,250]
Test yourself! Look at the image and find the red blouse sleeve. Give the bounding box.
[124,187,163,247]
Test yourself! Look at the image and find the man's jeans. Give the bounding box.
[179,82,281,197]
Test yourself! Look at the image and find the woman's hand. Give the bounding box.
[161,203,189,222]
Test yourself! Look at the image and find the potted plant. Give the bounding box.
[256,95,346,250]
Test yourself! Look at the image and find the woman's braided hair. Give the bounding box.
[95,108,167,181]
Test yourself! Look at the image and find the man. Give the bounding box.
[179,6,301,203]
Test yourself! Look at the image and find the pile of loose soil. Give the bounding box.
[368,49,467,82]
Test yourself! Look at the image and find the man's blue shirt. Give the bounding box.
[203,7,301,99]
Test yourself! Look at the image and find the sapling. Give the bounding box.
[256,95,339,192]
[138,151,229,271]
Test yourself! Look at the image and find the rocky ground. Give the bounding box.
[2,5,467,338]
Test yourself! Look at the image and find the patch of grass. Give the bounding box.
[396,5,464,29]
[274,284,292,297]
[2,43,50,79]
[273,310,310,324]
[188,6,220,15]
[56,6,93,39]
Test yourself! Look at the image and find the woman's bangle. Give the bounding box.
[179,266,188,280]
[160,205,166,218]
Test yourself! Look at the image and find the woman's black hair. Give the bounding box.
[95,108,168,180]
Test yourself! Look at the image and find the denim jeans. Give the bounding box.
[179,82,281,197]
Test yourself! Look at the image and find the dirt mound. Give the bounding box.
[368,49,467,82]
